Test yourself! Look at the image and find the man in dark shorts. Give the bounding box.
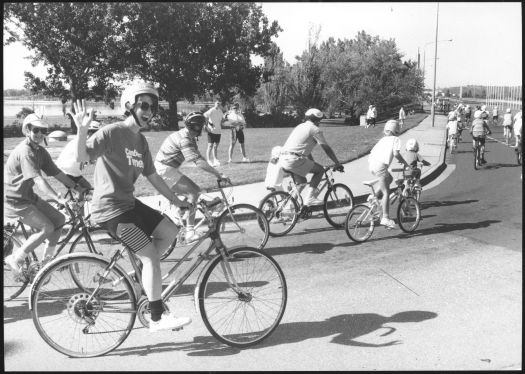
[203,101,224,167]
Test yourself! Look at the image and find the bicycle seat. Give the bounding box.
[362,179,380,187]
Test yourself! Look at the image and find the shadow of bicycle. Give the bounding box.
[110,310,438,358]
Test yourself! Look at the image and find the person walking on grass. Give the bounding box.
[399,106,406,129]
[74,83,194,332]
[203,101,224,167]
[225,103,250,163]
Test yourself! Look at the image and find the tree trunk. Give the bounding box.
[168,97,179,130]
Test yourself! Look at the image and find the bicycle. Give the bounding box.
[29,182,287,358]
[472,136,487,170]
[448,133,459,154]
[516,137,522,165]
[344,172,421,242]
[259,166,354,236]
[3,190,110,301]
[157,180,270,260]
[393,167,424,202]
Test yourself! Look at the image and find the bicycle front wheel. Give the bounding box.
[31,254,137,358]
[323,183,354,228]
[397,197,421,233]
[198,247,287,347]
[344,204,375,243]
[259,191,300,237]
[216,204,269,250]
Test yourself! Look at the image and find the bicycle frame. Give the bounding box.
[284,167,336,209]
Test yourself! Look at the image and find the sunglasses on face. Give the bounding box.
[136,101,156,113]
[31,127,47,135]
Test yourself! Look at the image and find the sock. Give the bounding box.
[150,299,164,322]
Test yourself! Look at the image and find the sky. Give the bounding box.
[3,2,522,90]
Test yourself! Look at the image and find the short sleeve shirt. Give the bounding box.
[368,136,401,171]
[155,128,203,168]
[4,138,61,208]
[281,121,327,157]
[85,122,156,223]
[403,150,425,169]
[204,107,224,134]
[225,110,246,130]
[399,109,406,120]
[446,120,458,134]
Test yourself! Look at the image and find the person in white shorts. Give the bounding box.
[203,101,224,167]
[278,108,343,206]
[368,120,409,229]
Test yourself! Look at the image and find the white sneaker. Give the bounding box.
[213,160,221,167]
[380,217,396,229]
[228,158,232,163]
[241,157,250,163]
[305,197,324,206]
[185,230,206,244]
[4,254,23,277]
[149,314,192,332]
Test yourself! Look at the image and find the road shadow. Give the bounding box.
[483,163,520,170]
[3,301,33,324]
[264,242,336,256]
[420,199,478,209]
[339,219,500,247]
[110,310,437,357]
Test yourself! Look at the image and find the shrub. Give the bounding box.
[149,106,170,131]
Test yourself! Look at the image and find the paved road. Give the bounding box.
[4,123,521,370]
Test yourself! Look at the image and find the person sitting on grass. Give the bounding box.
[367,119,409,229]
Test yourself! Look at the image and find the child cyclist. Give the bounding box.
[402,138,431,190]
[446,112,459,150]
[368,120,409,229]
[74,83,194,332]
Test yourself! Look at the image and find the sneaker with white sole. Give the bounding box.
[185,230,206,244]
[241,157,250,163]
[149,314,192,332]
[380,217,396,229]
[213,160,221,167]
[4,254,23,277]
[305,197,324,206]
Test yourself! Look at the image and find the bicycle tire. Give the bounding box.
[46,199,76,244]
[517,147,522,165]
[31,254,137,358]
[197,246,287,347]
[3,230,36,301]
[216,204,269,250]
[473,145,479,170]
[344,204,375,243]
[323,183,354,228]
[259,190,300,237]
[397,197,421,233]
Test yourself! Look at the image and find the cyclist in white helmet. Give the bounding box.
[4,114,81,274]
[470,109,492,164]
[368,120,409,229]
[73,82,193,332]
[402,138,431,190]
[278,108,343,206]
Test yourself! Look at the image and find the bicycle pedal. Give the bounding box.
[172,327,183,331]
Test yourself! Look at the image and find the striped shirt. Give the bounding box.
[155,128,203,168]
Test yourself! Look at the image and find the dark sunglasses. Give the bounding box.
[137,101,156,113]
[31,127,47,135]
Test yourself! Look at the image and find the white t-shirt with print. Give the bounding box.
[204,107,224,135]
[368,136,401,172]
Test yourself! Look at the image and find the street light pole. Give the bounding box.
[431,3,440,127]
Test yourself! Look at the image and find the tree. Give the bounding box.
[118,2,281,129]
[4,3,129,132]
[255,43,290,114]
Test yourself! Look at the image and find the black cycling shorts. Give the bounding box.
[472,136,486,146]
[100,199,164,252]
[231,128,245,143]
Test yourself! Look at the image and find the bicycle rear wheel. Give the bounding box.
[323,183,354,228]
[259,191,300,237]
[344,204,375,243]
[473,145,479,170]
[397,197,421,233]
[216,204,269,250]
[3,229,36,301]
[197,247,287,347]
[31,254,137,358]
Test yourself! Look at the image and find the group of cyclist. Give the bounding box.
[446,102,523,164]
[10,80,520,332]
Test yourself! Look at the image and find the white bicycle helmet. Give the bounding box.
[22,113,48,135]
[506,108,512,113]
[304,108,324,122]
[383,119,399,135]
[405,138,419,152]
[474,110,482,119]
[120,82,159,115]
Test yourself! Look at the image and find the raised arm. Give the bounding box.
[69,99,94,163]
